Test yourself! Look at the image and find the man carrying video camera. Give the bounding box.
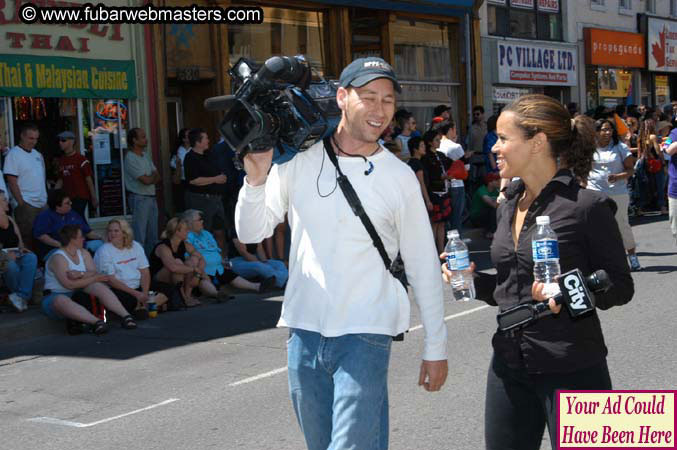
[235,57,448,450]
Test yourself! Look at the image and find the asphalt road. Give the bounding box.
[1,214,676,450]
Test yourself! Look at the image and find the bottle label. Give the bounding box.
[532,239,559,261]
[447,250,470,271]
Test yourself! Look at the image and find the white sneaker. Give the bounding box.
[8,293,27,312]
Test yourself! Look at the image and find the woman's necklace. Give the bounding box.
[64,246,78,260]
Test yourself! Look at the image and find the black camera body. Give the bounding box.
[496,269,612,332]
[204,55,341,164]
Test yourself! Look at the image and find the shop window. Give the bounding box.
[392,20,454,82]
[83,98,130,219]
[228,7,326,82]
[645,0,655,13]
[0,98,10,154]
[391,19,460,135]
[488,1,562,41]
[351,9,382,60]
[591,0,604,6]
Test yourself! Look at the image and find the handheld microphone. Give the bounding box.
[496,269,612,332]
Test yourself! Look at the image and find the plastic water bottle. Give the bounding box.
[532,216,561,298]
[445,230,476,301]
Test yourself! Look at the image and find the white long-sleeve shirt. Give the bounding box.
[235,141,448,360]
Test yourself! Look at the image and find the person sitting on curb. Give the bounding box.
[469,172,501,239]
[33,189,103,261]
[0,190,37,312]
[94,219,168,319]
[182,209,275,297]
[148,217,210,307]
[231,238,288,289]
[42,225,137,334]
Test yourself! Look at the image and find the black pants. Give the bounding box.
[484,353,612,450]
[471,207,497,234]
[71,197,89,219]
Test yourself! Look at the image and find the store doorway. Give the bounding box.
[10,97,78,187]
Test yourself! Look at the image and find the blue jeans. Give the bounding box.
[230,257,288,287]
[128,193,159,255]
[3,252,38,300]
[448,186,465,235]
[287,328,392,450]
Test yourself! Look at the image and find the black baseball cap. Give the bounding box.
[339,57,402,93]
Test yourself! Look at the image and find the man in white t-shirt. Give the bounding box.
[236,57,448,450]
[437,121,468,234]
[4,123,47,250]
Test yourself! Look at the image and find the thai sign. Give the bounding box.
[0,54,136,98]
[497,41,577,86]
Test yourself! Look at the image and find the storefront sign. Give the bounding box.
[538,0,559,13]
[598,68,632,98]
[584,28,645,68]
[0,54,136,98]
[492,86,532,103]
[648,17,677,72]
[487,0,506,4]
[497,41,577,86]
[0,0,131,59]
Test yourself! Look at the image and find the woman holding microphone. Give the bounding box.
[444,95,634,450]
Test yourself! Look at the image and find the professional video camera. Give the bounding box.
[203,55,341,164]
[496,269,612,332]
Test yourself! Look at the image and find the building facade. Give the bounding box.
[570,0,677,112]
[0,0,152,225]
[151,0,484,212]
[478,0,576,114]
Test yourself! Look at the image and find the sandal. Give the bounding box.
[121,315,137,329]
[92,320,108,335]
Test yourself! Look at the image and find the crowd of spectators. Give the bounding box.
[0,123,287,337]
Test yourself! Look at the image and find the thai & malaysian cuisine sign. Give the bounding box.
[497,41,577,86]
[648,17,677,72]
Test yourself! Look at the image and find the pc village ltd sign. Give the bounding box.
[497,41,577,86]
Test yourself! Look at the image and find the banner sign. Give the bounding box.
[584,28,645,68]
[538,0,559,12]
[497,41,577,86]
[656,75,669,97]
[0,54,136,98]
[648,18,677,72]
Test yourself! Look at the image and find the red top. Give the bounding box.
[58,153,93,200]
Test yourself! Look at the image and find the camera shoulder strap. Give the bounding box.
[322,136,392,271]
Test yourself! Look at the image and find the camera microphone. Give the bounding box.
[497,269,612,332]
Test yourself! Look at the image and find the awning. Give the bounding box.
[0,54,137,99]
[309,0,475,16]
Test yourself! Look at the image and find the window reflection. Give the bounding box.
[228,7,326,80]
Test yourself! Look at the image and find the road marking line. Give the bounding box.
[28,398,179,428]
[228,304,491,387]
[408,305,491,332]
[228,367,288,387]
